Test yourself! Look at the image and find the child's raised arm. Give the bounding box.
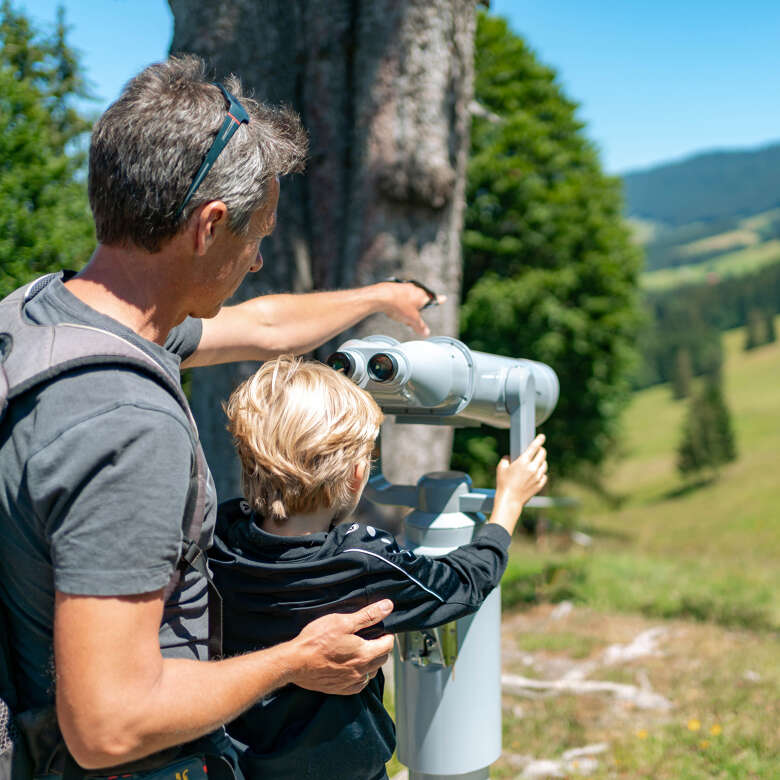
[488,434,548,537]
[339,434,548,634]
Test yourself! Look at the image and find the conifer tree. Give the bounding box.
[677,378,737,478]
[766,311,777,344]
[744,308,766,351]
[454,12,642,480]
[671,346,693,399]
[0,1,94,298]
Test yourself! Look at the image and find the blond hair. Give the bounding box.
[225,355,383,524]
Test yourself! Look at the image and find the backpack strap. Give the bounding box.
[0,273,221,659]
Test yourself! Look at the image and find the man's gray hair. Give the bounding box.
[88,55,307,252]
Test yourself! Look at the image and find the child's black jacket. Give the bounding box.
[210,498,511,780]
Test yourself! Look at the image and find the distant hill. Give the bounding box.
[622,142,780,277]
[623,141,780,228]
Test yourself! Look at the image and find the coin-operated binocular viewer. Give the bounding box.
[328,336,559,780]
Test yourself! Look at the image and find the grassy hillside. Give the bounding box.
[642,236,780,291]
[622,143,780,276]
[636,206,780,279]
[492,322,779,778]
[504,320,780,631]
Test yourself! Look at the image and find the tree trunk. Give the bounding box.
[169,0,475,517]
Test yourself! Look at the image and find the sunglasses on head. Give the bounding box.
[176,82,250,218]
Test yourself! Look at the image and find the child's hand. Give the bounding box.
[489,434,547,535]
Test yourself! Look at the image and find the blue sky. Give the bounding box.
[19,0,780,174]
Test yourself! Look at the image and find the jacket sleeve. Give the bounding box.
[334,523,511,632]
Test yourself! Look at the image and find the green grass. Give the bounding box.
[515,630,602,659]
[642,239,780,290]
[494,605,779,779]
[491,320,780,777]
[503,321,780,632]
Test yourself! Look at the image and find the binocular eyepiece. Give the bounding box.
[328,350,399,383]
[327,336,559,458]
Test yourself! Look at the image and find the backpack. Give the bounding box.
[0,273,222,778]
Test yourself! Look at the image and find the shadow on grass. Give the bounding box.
[575,524,633,542]
[658,475,717,501]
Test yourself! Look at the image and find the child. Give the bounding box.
[211,355,548,780]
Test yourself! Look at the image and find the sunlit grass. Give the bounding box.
[492,608,779,778]
[502,322,780,630]
[642,241,780,290]
[492,319,779,777]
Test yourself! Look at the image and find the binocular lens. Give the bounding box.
[368,353,397,382]
[326,352,353,375]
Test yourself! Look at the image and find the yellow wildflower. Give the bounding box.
[636,729,649,739]
[699,739,710,749]
[710,724,722,736]
[687,718,701,731]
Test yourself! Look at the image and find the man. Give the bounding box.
[0,56,438,775]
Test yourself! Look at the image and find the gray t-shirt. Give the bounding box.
[0,276,217,711]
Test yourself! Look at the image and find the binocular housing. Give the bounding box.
[327,336,561,778]
[328,335,558,455]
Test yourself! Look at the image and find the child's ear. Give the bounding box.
[351,460,368,494]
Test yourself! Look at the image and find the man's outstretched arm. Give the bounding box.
[54,591,394,769]
[183,281,443,367]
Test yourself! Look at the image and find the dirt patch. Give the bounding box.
[495,603,779,778]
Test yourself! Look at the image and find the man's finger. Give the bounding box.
[342,681,370,696]
[357,640,393,672]
[408,312,430,336]
[347,599,394,632]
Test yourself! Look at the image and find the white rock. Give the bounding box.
[502,673,672,711]
[566,756,600,774]
[601,627,666,665]
[571,530,593,546]
[521,759,567,778]
[561,743,609,760]
[550,601,573,620]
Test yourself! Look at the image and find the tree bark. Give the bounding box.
[169,0,475,516]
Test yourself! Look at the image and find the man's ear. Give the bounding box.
[193,200,228,255]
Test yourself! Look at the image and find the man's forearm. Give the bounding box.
[184,281,434,367]
[56,593,394,770]
[60,640,299,768]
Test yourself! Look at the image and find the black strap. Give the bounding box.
[179,540,223,660]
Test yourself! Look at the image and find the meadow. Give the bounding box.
[639,208,780,292]
[490,321,779,777]
[642,239,780,292]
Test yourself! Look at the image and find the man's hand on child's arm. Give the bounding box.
[489,434,548,537]
[284,599,395,695]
